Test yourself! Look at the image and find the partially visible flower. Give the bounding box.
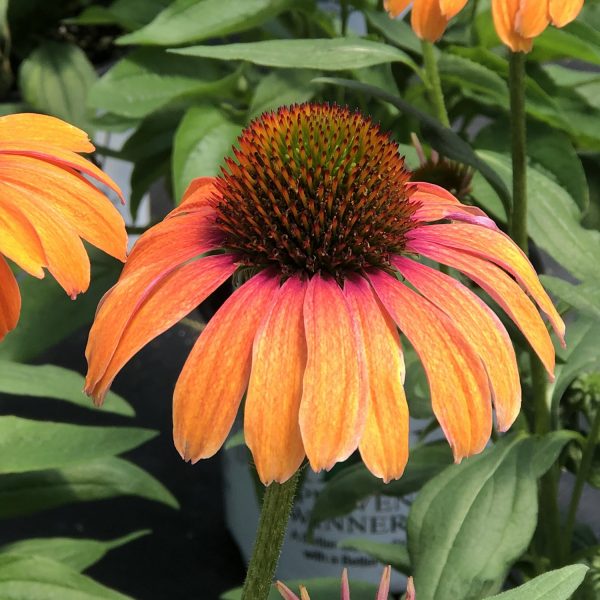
[492,0,585,52]
[277,566,392,600]
[0,113,127,341]
[384,0,469,42]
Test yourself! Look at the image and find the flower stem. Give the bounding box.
[241,471,300,600]
[421,40,450,127]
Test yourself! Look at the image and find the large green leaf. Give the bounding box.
[0,554,131,599]
[221,579,378,600]
[338,539,410,574]
[172,38,418,71]
[88,49,236,118]
[542,277,600,322]
[363,9,422,55]
[0,531,149,572]
[0,362,133,417]
[118,0,294,46]
[19,41,96,128]
[69,0,169,31]
[0,456,178,518]
[0,417,155,474]
[408,435,538,600]
[484,565,589,600]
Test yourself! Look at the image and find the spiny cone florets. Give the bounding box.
[214,103,420,280]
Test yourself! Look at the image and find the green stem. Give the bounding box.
[421,40,450,127]
[241,472,300,600]
[563,408,600,562]
[340,0,349,36]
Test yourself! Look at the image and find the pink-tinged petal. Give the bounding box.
[85,254,235,402]
[549,0,584,27]
[341,569,350,600]
[377,566,392,600]
[406,577,416,600]
[408,223,565,345]
[369,270,492,461]
[395,257,521,431]
[408,238,556,377]
[410,181,460,203]
[168,177,220,218]
[173,272,279,461]
[412,0,449,42]
[276,582,301,600]
[245,276,307,485]
[515,0,550,38]
[0,256,20,341]
[300,275,367,473]
[384,0,412,18]
[345,275,409,482]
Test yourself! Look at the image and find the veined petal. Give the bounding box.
[439,0,469,19]
[516,0,550,38]
[168,177,219,217]
[408,223,565,344]
[0,113,94,153]
[408,238,556,377]
[412,0,449,42]
[0,256,20,341]
[86,254,235,402]
[549,0,584,27]
[384,0,412,18]
[173,271,279,461]
[0,155,127,261]
[492,0,534,52]
[301,275,367,472]
[395,257,520,431]
[369,270,492,461]
[344,275,409,482]
[245,276,307,485]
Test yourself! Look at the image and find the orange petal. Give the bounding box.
[412,0,449,42]
[276,582,301,600]
[0,155,126,261]
[492,0,535,52]
[86,254,236,401]
[0,113,94,153]
[369,270,492,461]
[408,223,565,344]
[0,256,21,341]
[169,177,219,217]
[344,275,409,482]
[549,0,584,27]
[515,0,550,38]
[408,238,556,377]
[245,276,307,485]
[0,181,89,297]
[300,275,367,473]
[395,257,521,431]
[439,0,469,19]
[384,0,412,18]
[173,271,279,461]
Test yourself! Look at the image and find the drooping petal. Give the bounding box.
[300,275,367,473]
[168,177,219,217]
[344,275,409,482]
[0,113,94,153]
[408,238,556,377]
[439,0,469,19]
[408,223,565,344]
[492,0,535,52]
[395,257,520,431]
[85,254,236,402]
[384,0,412,18]
[412,0,448,41]
[173,271,279,462]
[245,276,307,485]
[515,0,550,38]
[0,155,127,261]
[549,0,584,27]
[369,270,492,461]
[0,256,20,341]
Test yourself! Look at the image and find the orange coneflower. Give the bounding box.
[85,104,563,485]
[0,113,126,341]
[492,0,585,52]
[384,0,469,42]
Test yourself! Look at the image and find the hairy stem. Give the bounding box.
[421,40,450,127]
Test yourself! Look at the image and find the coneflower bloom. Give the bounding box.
[384,0,468,42]
[85,104,564,485]
[492,0,585,52]
[0,113,126,341]
[277,566,393,600]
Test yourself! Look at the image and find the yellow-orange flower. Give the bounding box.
[0,113,127,341]
[492,0,585,52]
[384,0,469,42]
[85,104,564,485]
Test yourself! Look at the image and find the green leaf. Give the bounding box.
[88,48,236,118]
[484,565,589,600]
[0,417,155,474]
[530,431,581,478]
[172,38,418,72]
[0,554,132,599]
[0,531,149,572]
[0,456,178,518]
[69,0,170,31]
[408,435,538,600]
[172,105,240,201]
[531,23,600,66]
[542,277,600,323]
[363,9,422,55]
[19,41,97,128]
[118,0,293,46]
[0,362,133,417]
[338,538,410,574]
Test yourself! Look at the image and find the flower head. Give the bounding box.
[0,113,126,341]
[85,103,564,485]
[384,0,469,42]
